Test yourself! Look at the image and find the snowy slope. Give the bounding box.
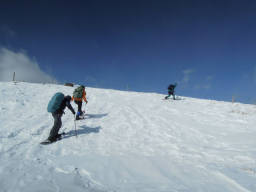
[0,82,256,192]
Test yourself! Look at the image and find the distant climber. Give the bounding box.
[45,93,75,143]
[72,85,88,120]
[165,83,177,100]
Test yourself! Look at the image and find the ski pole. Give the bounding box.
[74,116,78,138]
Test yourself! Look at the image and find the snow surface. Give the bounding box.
[0,82,256,192]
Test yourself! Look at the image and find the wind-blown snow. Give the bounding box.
[0,82,255,192]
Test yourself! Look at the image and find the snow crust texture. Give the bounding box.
[0,82,255,192]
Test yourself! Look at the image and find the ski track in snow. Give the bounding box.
[0,82,256,192]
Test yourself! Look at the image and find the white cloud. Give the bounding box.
[194,75,213,90]
[182,69,194,83]
[0,48,56,83]
[206,75,213,81]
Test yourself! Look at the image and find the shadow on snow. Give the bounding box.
[63,126,102,139]
[61,113,107,139]
[84,113,108,119]
[164,96,184,101]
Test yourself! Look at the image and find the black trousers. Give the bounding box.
[74,100,83,115]
[165,91,175,99]
[49,113,62,140]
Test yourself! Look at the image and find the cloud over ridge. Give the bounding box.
[0,48,56,83]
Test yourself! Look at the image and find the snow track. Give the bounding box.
[0,82,256,192]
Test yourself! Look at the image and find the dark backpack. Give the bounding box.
[73,86,84,99]
[168,83,177,90]
[47,92,65,113]
[168,85,175,91]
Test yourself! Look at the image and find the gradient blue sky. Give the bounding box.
[0,0,256,103]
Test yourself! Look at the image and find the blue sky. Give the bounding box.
[0,0,255,103]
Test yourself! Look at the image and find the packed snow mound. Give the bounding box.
[0,81,255,192]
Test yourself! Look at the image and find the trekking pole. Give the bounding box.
[74,116,78,138]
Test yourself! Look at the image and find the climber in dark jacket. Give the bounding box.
[48,95,75,142]
[165,83,177,100]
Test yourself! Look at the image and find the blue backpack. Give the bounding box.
[47,92,65,113]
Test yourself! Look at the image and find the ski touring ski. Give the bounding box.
[40,132,66,145]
